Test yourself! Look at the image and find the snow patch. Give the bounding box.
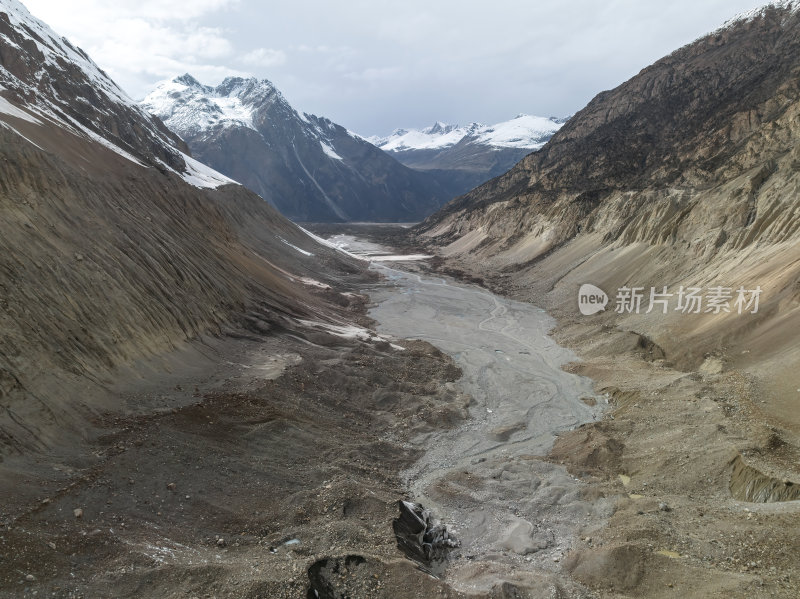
[299,319,404,350]
[278,237,314,256]
[296,228,429,263]
[0,120,44,149]
[297,226,367,261]
[320,140,343,160]
[180,152,237,189]
[0,94,42,124]
[368,254,432,262]
[299,277,330,289]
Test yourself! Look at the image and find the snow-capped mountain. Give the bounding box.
[142,74,279,138]
[0,0,236,188]
[369,115,564,152]
[142,75,456,222]
[366,115,567,197]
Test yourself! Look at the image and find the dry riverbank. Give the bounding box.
[405,243,800,598]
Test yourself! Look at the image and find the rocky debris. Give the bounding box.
[392,500,459,564]
[73,508,83,519]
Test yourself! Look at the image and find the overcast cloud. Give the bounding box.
[24,0,766,135]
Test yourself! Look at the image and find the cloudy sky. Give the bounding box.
[24,0,765,135]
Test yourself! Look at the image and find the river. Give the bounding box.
[331,234,613,592]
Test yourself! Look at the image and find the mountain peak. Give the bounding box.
[721,0,800,30]
[427,121,458,135]
[143,75,259,136]
[370,114,564,152]
[217,76,272,95]
[174,73,204,89]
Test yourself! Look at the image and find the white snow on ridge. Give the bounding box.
[368,122,473,151]
[720,0,800,30]
[369,114,564,152]
[0,2,247,190]
[0,0,135,109]
[320,140,343,160]
[141,78,257,136]
[180,152,237,189]
[0,0,200,171]
[473,114,564,149]
[0,94,43,124]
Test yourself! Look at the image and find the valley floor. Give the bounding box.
[2,225,798,598]
[0,270,469,598]
[395,223,800,598]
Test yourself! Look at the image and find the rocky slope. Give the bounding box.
[412,4,800,596]
[370,115,565,197]
[418,2,800,392]
[0,0,365,482]
[142,76,457,222]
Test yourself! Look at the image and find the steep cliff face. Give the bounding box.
[417,3,800,411]
[0,0,361,455]
[143,75,457,222]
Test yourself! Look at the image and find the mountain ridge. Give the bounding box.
[367,114,566,198]
[415,1,800,405]
[142,74,459,222]
[368,114,565,152]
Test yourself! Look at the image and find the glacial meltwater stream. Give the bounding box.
[333,234,614,592]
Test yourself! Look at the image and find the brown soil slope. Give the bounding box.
[0,0,365,514]
[414,6,800,596]
[417,4,800,422]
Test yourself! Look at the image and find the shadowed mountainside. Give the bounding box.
[142,76,460,223]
